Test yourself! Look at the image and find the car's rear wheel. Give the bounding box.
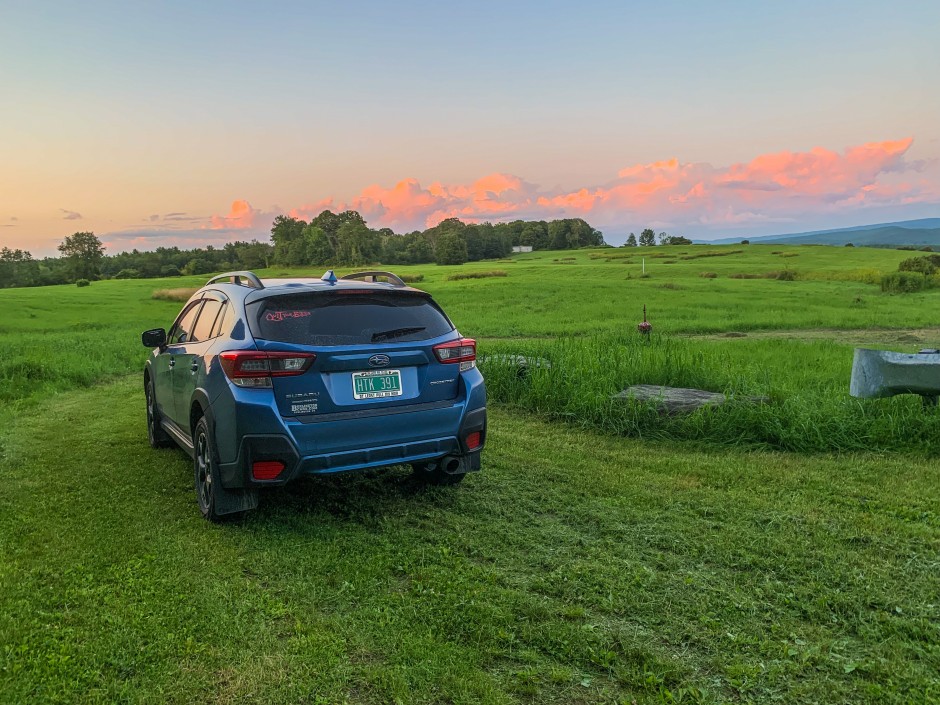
[194,417,226,521]
[146,378,173,449]
[412,460,466,486]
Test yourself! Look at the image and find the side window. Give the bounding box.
[191,299,224,342]
[168,301,203,345]
[210,302,231,339]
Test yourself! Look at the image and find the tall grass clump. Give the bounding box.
[445,270,507,281]
[880,272,925,294]
[801,268,882,285]
[152,288,199,302]
[480,335,940,455]
[398,273,424,283]
[679,249,743,260]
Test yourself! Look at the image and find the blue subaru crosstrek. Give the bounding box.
[141,270,486,520]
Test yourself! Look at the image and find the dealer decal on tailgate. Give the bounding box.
[285,391,319,415]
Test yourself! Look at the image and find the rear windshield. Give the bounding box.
[247,291,454,346]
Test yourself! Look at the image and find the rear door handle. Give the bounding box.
[191,361,199,373]
[168,358,175,368]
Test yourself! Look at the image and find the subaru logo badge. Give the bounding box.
[368,354,390,368]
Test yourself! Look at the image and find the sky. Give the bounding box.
[1,0,939,254]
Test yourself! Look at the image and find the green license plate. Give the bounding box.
[352,369,403,400]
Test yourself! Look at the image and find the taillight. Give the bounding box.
[433,338,476,371]
[219,351,315,388]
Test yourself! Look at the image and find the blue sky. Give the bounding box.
[1,0,938,252]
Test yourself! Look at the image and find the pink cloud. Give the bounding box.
[208,199,259,230]
[208,138,937,236]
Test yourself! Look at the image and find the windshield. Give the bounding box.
[247,291,454,346]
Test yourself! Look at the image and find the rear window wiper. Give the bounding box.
[371,326,426,342]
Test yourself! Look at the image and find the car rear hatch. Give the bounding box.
[245,288,465,419]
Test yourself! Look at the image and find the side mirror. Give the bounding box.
[142,328,167,348]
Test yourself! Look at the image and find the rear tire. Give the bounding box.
[193,417,225,521]
[411,461,466,486]
[146,378,173,449]
[193,416,257,521]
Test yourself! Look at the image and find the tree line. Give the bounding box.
[622,228,693,247]
[269,211,603,267]
[0,211,604,288]
[0,235,274,288]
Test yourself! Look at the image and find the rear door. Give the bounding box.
[170,294,227,426]
[247,290,459,418]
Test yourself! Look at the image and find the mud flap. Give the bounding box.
[213,486,259,515]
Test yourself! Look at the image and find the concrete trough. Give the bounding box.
[850,348,940,401]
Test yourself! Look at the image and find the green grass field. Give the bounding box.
[1,244,938,703]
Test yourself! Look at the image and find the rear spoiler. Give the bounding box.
[335,270,406,287]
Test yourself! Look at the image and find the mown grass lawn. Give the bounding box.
[1,378,937,704]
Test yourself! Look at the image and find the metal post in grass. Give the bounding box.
[637,305,652,342]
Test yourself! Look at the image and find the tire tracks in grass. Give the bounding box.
[1,376,938,704]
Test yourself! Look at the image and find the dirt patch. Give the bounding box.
[688,327,940,348]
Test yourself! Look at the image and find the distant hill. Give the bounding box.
[703,218,940,247]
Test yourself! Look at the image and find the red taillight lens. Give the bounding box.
[219,351,315,388]
[433,338,476,370]
[252,460,285,480]
[465,431,482,450]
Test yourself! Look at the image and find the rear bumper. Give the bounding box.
[218,404,486,488]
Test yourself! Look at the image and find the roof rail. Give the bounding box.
[340,270,406,287]
[206,271,265,289]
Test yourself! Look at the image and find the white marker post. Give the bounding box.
[642,257,646,274]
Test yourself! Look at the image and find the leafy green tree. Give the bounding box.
[284,238,311,267]
[520,222,548,249]
[0,247,40,288]
[548,220,570,250]
[271,216,307,265]
[183,258,213,275]
[625,233,637,247]
[58,231,105,280]
[407,234,434,263]
[434,231,468,265]
[659,234,693,245]
[567,219,604,247]
[334,221,381,266]
[305,225,335,265]
[233,240,273,269]
[498,220,527,247]
[638,228,656,247]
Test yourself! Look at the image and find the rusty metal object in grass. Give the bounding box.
[480,354,552,378]
[637,305,652,340]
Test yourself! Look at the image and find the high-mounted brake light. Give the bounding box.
[433,338,476,371]
[219,351,315,388]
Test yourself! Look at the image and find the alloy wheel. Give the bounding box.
[196,432,212,509]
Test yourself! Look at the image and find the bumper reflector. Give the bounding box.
[465,431,482,450]
[252,460,286,480]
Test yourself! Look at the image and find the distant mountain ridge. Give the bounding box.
[702,218,940,247]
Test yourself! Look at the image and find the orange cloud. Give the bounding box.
[208,199,259,230]
[209,138,935,237]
